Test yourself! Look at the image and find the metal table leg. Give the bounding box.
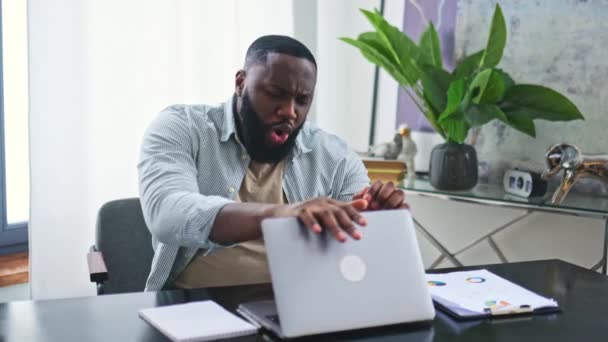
[416,211,532,269]
[413,217,464,267]
[452,210,533,257]
[592,217,608,273]
[429,255,446,269]
[603,217,608,274]
[488,237,508,263]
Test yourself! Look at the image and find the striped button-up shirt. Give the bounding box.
[138,97,370,291]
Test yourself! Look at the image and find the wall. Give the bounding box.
[397,0,458,132]
[455,0,608,187]
[404,0,607,270]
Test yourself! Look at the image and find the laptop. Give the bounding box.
[237,209,435,338]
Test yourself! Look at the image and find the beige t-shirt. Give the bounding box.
[174,160,286,288]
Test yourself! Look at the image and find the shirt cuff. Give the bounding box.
[181,196,234,249]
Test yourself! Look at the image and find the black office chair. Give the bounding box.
[87,198,154,295]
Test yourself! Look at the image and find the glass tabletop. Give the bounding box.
[400,177,608,217]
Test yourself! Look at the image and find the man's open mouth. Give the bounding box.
[267,123,294,146]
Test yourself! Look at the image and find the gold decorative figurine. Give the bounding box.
[542,143,608,204]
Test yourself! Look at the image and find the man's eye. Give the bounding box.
[297,96,310,105]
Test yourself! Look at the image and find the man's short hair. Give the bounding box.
[244,35,317,69]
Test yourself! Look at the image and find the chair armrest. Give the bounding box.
[87,246,109,283]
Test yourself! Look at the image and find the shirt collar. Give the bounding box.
[219,96,237,143]
[219,95,312,156]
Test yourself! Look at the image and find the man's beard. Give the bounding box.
[235,92,303,163]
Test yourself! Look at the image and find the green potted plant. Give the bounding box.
[341,4,584,190]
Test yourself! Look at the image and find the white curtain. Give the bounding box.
[28,0,296,300]
[28,0,400,299]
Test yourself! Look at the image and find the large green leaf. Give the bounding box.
[358,32,396,63]
[440,111,470,144]
[419,64,453,115]
[494,69,514,90]
[438,79,465,121]
[419,23,442,68]
[356,32,413,84]
[503,107,537,137]
[502,84,584,121]
[468,69,507,104]
[360,9,422,85]
[359,9,398,60]
[436,80,470,143]
[420,64,452,91]
[465,104,508,127]
[419,102,445,138]
[479,4,506,68]
[340,37,411,86]
[453,50,484,79]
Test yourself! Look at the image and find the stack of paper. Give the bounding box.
[425,269,558,318]
[139,301,257,341]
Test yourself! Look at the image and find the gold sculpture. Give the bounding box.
[542,143,608,204]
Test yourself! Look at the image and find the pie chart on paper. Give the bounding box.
[427,280,447,287]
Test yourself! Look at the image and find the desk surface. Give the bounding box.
[401,178,608,217]
[2,260,607,341]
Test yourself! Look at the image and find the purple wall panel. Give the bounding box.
[396,0,458,132]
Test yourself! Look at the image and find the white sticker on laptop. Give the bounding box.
[340,255,366,282]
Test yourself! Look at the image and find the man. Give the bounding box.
[138,35,407,291]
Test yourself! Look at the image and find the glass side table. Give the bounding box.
[400,178,608,273]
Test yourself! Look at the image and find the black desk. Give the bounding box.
[2,260,607,341]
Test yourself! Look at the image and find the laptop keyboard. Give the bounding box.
[266,314,281,326]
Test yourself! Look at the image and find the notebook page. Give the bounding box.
[139,301,257,342]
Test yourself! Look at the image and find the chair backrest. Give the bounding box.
[95,198,153,294]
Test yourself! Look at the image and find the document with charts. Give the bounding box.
[425,269,559,319]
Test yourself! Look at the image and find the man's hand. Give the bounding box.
[353,180,409,210]
[268,198,369,243]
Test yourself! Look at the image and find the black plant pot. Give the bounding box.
[429,142,478,190]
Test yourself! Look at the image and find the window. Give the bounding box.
[0,0,29,252]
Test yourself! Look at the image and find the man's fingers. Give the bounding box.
[333,209,360,240]
[342,203,367,227]
[370,180,383,195]
[349,198,368,211]
[376,181,396,207]
[299,209,321,233]
[385,190,406,209]
[367,180,384,208]
[316,209,346,242]
[369,180,383,199]
[353,187,369,200]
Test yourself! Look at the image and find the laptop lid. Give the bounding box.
[260,209,435,338]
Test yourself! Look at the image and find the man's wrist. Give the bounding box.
[258,204,281,229]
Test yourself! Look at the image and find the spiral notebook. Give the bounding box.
[139,301,258,341]
[425,269,560,320]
